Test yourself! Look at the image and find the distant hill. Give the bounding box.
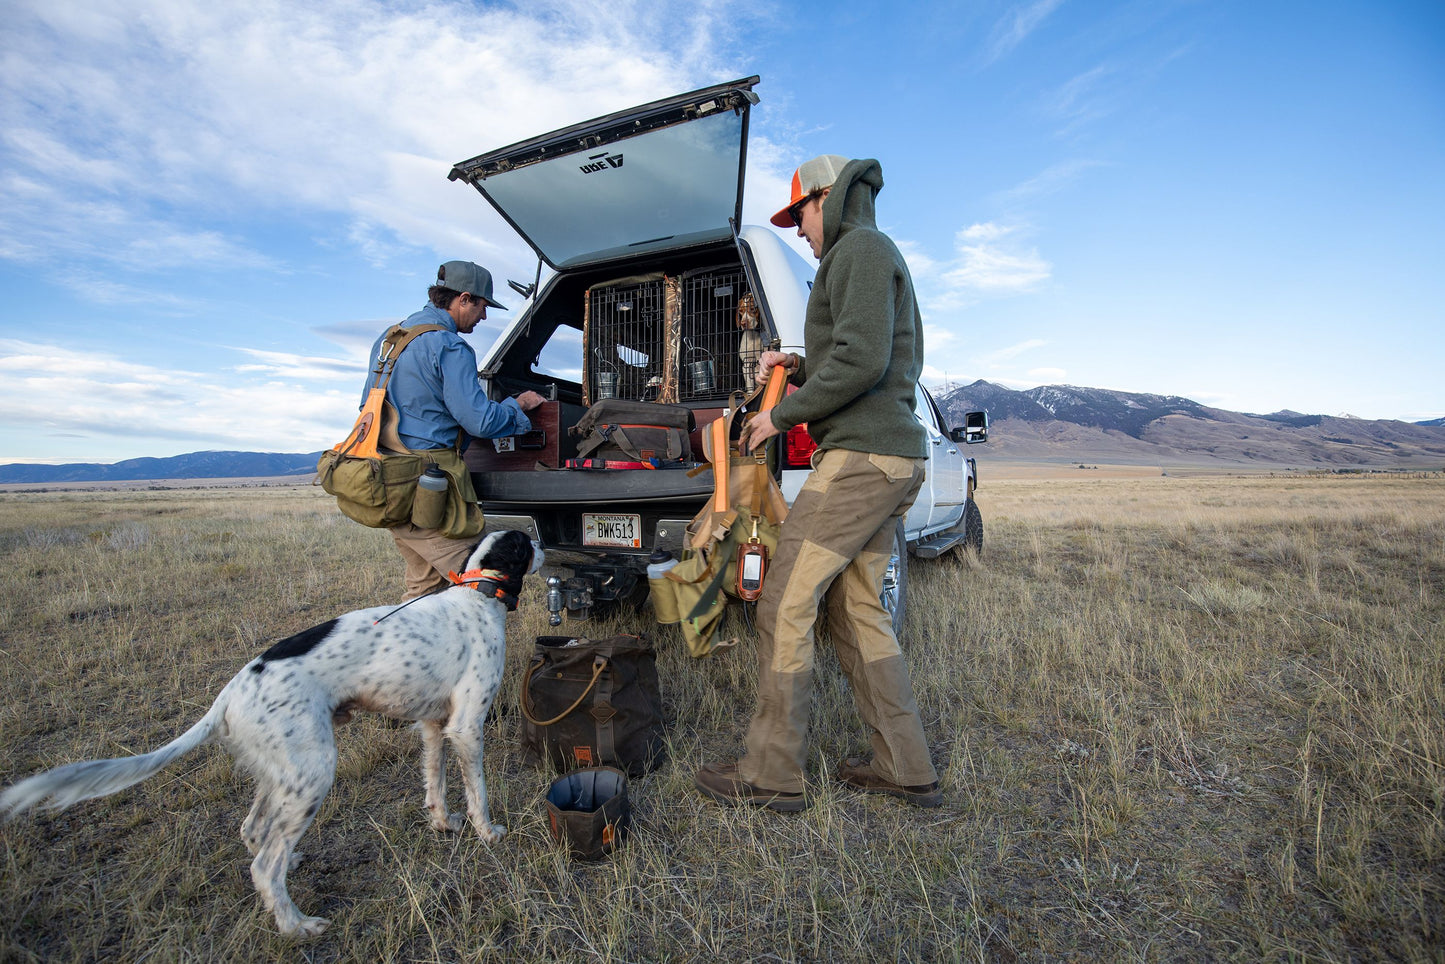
[935,381,1445,469]
[0,451,324,484]
[4,383,1443,482]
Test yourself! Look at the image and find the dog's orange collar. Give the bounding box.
[445,567,519,610]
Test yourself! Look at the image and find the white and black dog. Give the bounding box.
[1,528,542,937]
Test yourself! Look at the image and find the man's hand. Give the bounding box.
[755,350,795,386]
[738,410,781,455]
[514,391,546,412]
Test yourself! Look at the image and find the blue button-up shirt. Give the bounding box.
[362,304,532,451]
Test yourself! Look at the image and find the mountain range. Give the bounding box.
[2,382,1442,483]
[934,381,1445,469]
[0,451,324,484]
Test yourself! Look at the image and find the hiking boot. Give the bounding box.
[694,761,809,813]
[837,757,943,808]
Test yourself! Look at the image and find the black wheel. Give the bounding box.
[881,518,908,632]
[961,497,983,554]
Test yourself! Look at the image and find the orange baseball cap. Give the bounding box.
[769,154,850,228]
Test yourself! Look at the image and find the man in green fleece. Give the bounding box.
[694,155,942,812]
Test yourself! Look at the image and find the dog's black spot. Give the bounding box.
[259,619,338,663]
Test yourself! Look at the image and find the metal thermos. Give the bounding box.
[411,463,448,529]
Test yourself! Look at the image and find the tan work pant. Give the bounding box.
[390,523,477,600]
[738,448,938,794]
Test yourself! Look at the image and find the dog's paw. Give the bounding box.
[477,822,507,844]
[294,915,331,938]
[427,805,465,833]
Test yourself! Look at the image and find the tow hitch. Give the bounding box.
[544,575,597,623]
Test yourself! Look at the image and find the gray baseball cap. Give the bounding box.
[436,261,507,310]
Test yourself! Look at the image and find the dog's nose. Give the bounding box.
[530,540,545,572]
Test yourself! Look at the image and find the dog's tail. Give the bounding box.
[0,674,238,819]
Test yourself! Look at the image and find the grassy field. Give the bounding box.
[0,475,1441,962]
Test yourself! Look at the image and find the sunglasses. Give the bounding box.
[788,191,822,228]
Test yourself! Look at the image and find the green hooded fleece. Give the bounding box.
[769,158,927,460]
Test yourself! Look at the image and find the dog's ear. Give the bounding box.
[479,529,535,575]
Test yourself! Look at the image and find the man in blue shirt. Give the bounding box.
[365,260,544,598]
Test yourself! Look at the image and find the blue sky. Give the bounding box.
[1,0,1441,463]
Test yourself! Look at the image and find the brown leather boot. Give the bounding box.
[837,757,943,808]
[694,761,809,812]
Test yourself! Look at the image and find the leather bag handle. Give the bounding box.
[521,653,608,727]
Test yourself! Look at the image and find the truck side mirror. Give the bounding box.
[949,410,988,445]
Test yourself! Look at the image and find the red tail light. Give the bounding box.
[784,423,816,467]
[779,382,816,467]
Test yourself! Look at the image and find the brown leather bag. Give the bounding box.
[519,634,665,777]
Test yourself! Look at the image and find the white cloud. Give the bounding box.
[997,159,1103,204]
[231,347,368,381]
[985,0,1066,65]
[0,338,360,459]
[985,339,1048,364]
[908,222,1052,315]
[1043,64,1116,133]
[0,0,758,281]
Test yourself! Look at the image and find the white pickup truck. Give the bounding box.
[447,76,987,625]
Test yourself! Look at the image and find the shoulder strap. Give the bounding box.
[369,323,463,455]
[370,323,449,392]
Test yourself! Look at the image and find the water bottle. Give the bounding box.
[411,463,448,529]
[646,549,680,624]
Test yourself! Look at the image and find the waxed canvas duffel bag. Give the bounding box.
[519,634,665,776]
[569,399,694,465]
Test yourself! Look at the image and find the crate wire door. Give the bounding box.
[584,276,669,405]
[583,267,756,406]
[680,267,757,401]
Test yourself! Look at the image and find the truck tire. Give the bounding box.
[881,518,908,632]
[961,497,983,554]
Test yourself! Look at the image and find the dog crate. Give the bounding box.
[583,274,673,406]
[679,266,761,402]
[582,267,758,406]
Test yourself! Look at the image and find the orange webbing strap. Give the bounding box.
[743,364,789,517]
[758,363,788,412]
[709,413,731,514]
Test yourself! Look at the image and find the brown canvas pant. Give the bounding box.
[390,523,477,600]
[738,448,938,794]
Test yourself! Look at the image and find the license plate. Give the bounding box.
[582,513,642,548]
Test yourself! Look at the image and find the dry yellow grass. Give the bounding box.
[0,474,1441,961]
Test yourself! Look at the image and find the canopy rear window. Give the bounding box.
[450,78,758,271]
